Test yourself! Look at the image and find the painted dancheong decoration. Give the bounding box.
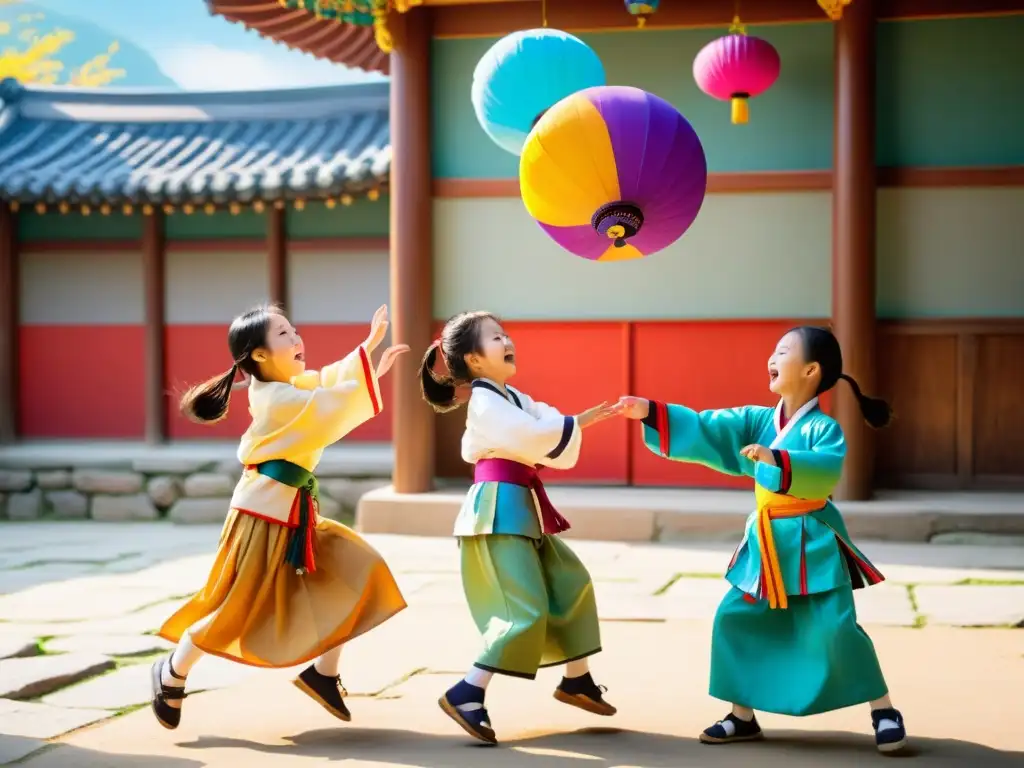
[471,28,606,157]
[624,0,660,28]
[275,0,421,53]
[818,0,854,20]
[519,85,707,262]
[693,17,780,125]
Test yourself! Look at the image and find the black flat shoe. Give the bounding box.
[439,692,497,745]
[293,664,352,722]
[699,712,764,744]
[872,707,908,755]
[553,673,617,716]
[150,656,187,730]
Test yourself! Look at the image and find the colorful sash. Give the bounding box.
[474,458,571,535]
[252,459,319,575]
[753,484,827,610]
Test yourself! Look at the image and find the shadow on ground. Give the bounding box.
[10,740,203,768]
[176,726,1024,767]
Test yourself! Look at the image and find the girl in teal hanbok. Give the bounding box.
[618,326,908,755]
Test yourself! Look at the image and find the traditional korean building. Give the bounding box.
[0,78,391,444]
[208,0,1024,502]
[2,0,1023,509]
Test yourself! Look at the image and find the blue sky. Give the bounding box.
[25,0,385,89]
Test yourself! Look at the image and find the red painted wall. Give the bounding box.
[166,323,392,441]
[435,319,831,488]
[19,326,147,438]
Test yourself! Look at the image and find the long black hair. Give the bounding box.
[419,311,497,413]
[789,326,892,429]
[179,304,281,424]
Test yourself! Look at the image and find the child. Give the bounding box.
[151,303,409,731]
[617,326,908,755]
[420,311,620,745]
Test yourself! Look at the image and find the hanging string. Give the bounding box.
[541,0,548,28]
[730,0,746,34]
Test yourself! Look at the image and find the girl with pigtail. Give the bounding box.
[617,326,909,755]
[151,303,409,731]
[421,311,622,746]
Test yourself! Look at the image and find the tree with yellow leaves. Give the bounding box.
[0,0,125,86]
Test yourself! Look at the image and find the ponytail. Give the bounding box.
[839,373,892,429]
[180,364,238,424]
[419,343,461,413]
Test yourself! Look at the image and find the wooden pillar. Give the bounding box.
[268,205,288,310]
[0,202,18,443]
[389,8,435,493]
[142,210,167,444]
[832,0,876,500]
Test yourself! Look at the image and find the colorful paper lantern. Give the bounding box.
[471,29,606,157]
[520,86,707,262]
[624,0,660,28]
[693,21,780,125]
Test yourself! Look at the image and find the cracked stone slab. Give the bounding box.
[0,653,115,699]
[914,585,1024,627]
[0,633,38,659]
[852,584,917,626]
[0,579,187,622]
[0,734,46,766]
[0,563,101,595]
[43,656,257,710]
[46,634,173,657]
[0,698,111,739]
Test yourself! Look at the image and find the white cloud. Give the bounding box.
[152,43,385,91]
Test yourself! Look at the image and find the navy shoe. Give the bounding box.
[439,680,497,745]
[150,656,187,730]
[872,707,908,754]
[699,712,764,744]
[293,664,351,722]
[553,672,617,716]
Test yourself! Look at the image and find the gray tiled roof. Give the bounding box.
[0,78,390,205]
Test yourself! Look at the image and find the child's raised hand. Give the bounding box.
[576,401,620,428]
[740,444,775,465]
[364,305,389,354]
[376,344,410,378]
[616,396,650,420]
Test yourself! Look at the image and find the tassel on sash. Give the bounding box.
[753,484,827,610]
[251,460,320,576]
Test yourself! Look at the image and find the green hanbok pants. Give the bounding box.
[710,585,889,716]
[459,533,601,679]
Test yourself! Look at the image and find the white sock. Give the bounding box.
[464,667,493,690]
[315,645,342,678]
[731,705,755,722]
[870,697,900,732]
[565,658,590,679]
[164,633,203,687]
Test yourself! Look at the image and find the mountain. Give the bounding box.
[0,0,176,87]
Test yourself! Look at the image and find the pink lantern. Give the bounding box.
[692,20,780,125]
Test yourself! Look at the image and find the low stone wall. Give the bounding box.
[0,445,391,523]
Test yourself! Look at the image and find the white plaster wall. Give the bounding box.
[165,249,270,324]
[20,250,144,325]
[433,192,833,320]
[287,249,389,324]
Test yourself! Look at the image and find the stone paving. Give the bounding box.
[0,522,1023,766]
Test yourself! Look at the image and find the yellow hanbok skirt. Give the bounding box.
[159,510,407,668]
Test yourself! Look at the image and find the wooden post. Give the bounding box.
[268,205,288,310]
[0,202,18,443]
[142,210,167,444]
[389,8,435,493]
[832,0,876,500]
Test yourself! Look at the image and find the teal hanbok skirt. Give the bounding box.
[710,585,888,716]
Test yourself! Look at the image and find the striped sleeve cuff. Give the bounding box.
[546,415,576,459]
[642,400,670,457]
[771,449,793,494]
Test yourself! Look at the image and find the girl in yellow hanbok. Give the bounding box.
[150,304,409,731]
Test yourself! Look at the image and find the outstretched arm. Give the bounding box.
[620,396,770,478]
